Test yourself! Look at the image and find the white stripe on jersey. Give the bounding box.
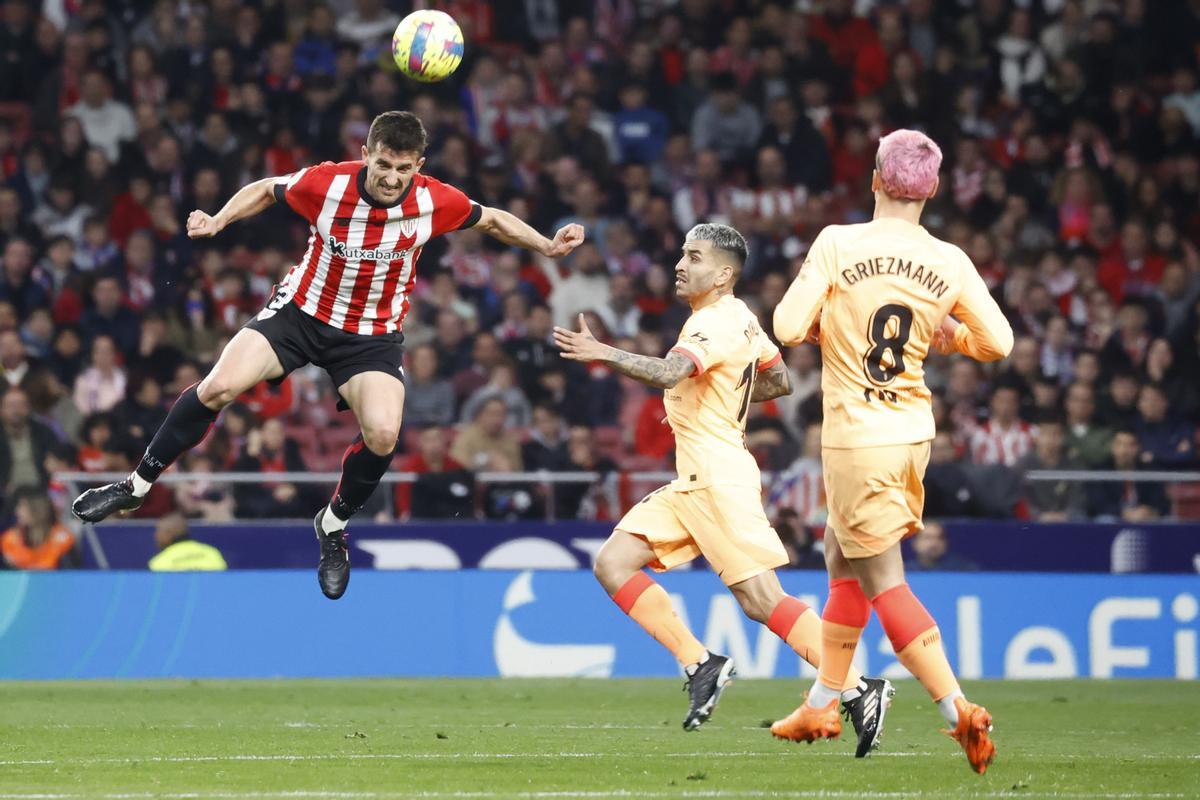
[285,168,309,189]
[292,173,351,314]
[384,186,435,333]
[325,199,373,329]
[356,207,408,336]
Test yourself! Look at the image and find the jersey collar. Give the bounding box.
[357,166,414,209]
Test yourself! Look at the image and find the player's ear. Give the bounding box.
[871,170,881,193]
[416,156,426,173]
[928,176,940,199]
[361,145,369,163]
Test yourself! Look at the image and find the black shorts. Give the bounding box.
[245,298,405,410]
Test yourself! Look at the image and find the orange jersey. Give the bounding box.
[774,217,1013,449]
[667,295,782,489]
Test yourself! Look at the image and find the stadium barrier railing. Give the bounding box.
[56,468,1200,568]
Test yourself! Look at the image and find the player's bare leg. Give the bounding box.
[594,531,733,730]
[72,329,285,522]
[849,543,995,773]
[731,570,893,756]
[314,371,405,599]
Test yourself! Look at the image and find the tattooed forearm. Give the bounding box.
[751,362,792,402]
[602,348,695,389]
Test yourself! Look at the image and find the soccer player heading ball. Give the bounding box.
[555,225,893,756]
[72,111,584,599]
[769,129,1012,774]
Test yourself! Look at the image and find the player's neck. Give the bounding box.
[873,197,925,227]
[689,288,729,312]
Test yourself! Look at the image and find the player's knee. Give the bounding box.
[734,593,771,624]
[592,542,629,593]
[196,376,237,409]
[361,424,400,455]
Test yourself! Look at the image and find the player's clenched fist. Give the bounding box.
[554,313,608,362]
[186,210,223,238]
[544,223,585,258]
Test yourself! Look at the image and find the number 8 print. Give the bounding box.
[862,304,913,385]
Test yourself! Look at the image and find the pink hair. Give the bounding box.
[876,129,942,200]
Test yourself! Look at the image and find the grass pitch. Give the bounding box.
[1,679,1196,799]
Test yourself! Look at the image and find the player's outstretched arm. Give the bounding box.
[554,314,693,389]
[751,361,791,402]
[473,206,584,258]
[186,176,282,239]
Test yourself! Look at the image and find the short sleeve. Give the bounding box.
[428,177,480,235]
[273,162,336,224]
[756,337,782,372]
[670,308,731,376]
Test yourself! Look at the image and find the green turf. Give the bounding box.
[0,679,1196,799]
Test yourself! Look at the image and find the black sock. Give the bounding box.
[135,386,219,483]
[329,436,395,520]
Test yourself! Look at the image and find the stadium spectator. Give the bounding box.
[522,402,567,471]
[923,432,984,519]
[65,70,135,164]
[969,385,1034,466]
[79,276,139,354]
[554,425,618,520]
[1087,429,1172,522]
[148,512,227,572]
[0,385,58,495]
[461,361,532,429]
[1,487,75,570]
[1064,382,1113,469]
[906,521,978,572]
[772,507,825,571]
[72,334,125,414]
[451,396,523,472]
[1018,416,1087,521]
[394,425,470,520]
[1134,383,1196,469]
[232,419,316,519]
[404,343,455,428]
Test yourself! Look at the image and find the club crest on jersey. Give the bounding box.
[399,217,419,237]
[326,236,409,262]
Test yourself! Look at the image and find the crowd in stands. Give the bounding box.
[2,0,1200,549]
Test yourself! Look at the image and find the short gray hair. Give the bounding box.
[686,223,748,269]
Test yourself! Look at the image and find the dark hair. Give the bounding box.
[1035,410,1065,426]
[366,111,427,155]
[686,223,749,272]
[1113,427,1139,440]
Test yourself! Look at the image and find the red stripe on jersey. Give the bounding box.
[396,244,422,331]
[371,191,422,334]
[341,207,390,331]
[294,176,358,313]
[309,182,362,324]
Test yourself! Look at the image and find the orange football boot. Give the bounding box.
[770,696,841,743]
[943,696,996,774]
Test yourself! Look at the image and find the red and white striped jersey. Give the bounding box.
[271,161,481,335]
[968,420,1035,467]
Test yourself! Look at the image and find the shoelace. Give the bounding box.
[322,531,348,559]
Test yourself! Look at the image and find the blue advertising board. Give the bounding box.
[0,570,1195,680]
[82,519,1200,573]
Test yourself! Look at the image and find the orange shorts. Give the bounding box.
[616,483,788,586]
[823,442,931,559]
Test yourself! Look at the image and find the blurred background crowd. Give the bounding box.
[1,0,1199,553]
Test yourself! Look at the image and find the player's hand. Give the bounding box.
[932,316,960,355]
[804,311,822,345]
[544,223,585,258]
[186,210,223,239]
[553,314,609,363]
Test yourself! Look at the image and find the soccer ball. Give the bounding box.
[392,10,464,83]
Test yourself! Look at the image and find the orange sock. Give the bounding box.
[872,584,960,702]
[767,592,864,692]
[612,572,707,666]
